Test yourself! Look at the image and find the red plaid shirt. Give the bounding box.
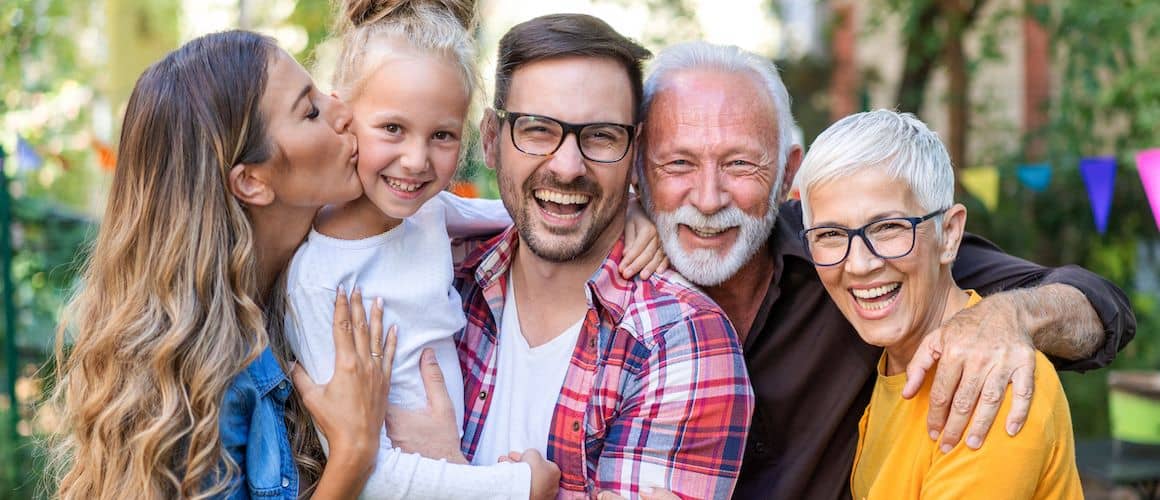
[453,227,754,499]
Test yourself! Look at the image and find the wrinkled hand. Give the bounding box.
[497,449,560,500]
[620,197,669,280]
[903,296,1036,452]
[291,287,397,474]
[596,487,681,500]
[385,348,468,464]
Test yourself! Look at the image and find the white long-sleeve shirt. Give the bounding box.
[285,192,529,499]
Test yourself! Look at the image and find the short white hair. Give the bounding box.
[637,41,797,209]
[795,109,955,226]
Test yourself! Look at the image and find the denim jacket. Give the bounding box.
[218,347,298,499]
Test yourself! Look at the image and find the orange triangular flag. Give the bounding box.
[93,140,116,171]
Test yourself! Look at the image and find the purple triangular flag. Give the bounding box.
[16,136,42,172]
[1079,156,1117,234]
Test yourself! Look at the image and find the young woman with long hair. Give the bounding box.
[50,30,394,499]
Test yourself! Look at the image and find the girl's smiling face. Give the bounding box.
[348,51,470,220]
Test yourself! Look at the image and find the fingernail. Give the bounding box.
[929,430,939,441]
[940,443,953,454]
[375,297,384,308]
[337,284,345,294]
[1007,422,1023,436]
[967,435,982,449]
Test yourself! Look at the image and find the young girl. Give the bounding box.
[283,1,665,499]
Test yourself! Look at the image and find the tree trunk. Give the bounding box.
[106,0,179,137]
[895,0,943,114]
[944,0,987,169]
[944,1,969,169]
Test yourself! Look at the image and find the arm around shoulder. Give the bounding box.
[952,232,1135,370]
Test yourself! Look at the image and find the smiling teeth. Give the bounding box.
[851,283,900,299]
[534,190,590,205]
[689,226,728,238]
[385,177,422,192]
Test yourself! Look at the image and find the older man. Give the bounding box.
[441,17,754,499]
[635,41,1134,499]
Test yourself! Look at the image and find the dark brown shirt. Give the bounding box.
[732,201,1136,500]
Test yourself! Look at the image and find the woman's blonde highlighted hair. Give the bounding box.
[48,31,323,499]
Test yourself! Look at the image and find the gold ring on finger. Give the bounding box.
[370,352,383,359]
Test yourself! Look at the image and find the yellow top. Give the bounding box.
[850,290,1082,499]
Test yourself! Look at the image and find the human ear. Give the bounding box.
[228,163,276,207]
[480,109,500,171]
[939,203,968,265]
[779,145,804,202]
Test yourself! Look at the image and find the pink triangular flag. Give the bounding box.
[1137,148,1160,232]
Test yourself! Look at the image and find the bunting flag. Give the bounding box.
[1079,156,1117,234]
[1017,163,1053,192]
[448,180,478,199]
[16,136,43,172]
[1137,148,1160,232]
[93,139,117,172]
[960,166,999,212]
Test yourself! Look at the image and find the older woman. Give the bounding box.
[793,110,1081,499]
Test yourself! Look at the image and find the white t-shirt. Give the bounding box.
[285,192,530,500]
[473,278,583,464]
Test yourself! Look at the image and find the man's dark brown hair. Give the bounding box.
[493,13,652,122]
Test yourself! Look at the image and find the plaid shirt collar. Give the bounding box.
[463,225,634,335]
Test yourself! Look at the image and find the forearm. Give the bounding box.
[364,446,531,500]
[314,450,375,500]
[1004,283,1103,360]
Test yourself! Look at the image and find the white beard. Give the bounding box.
[654,203,778,287]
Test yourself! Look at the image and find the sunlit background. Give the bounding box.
[2,0,1159,497]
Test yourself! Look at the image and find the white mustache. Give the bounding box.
[668,205,748,231]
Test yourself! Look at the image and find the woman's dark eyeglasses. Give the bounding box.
[799,208,947,266]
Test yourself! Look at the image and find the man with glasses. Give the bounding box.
[634,41,1134,499]
[449,14,754,499]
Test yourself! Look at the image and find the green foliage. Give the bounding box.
[287,0,334,63]
[2,0,101,494]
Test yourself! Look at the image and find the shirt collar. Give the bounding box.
[468,226,635,324]
[771,199,811,264]
[245,346,289,398]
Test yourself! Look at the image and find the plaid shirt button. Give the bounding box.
[572,421,581,432]
[479,391,487,400]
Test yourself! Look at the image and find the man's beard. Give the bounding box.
[497,156,624,263]
[654,203,778,287]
